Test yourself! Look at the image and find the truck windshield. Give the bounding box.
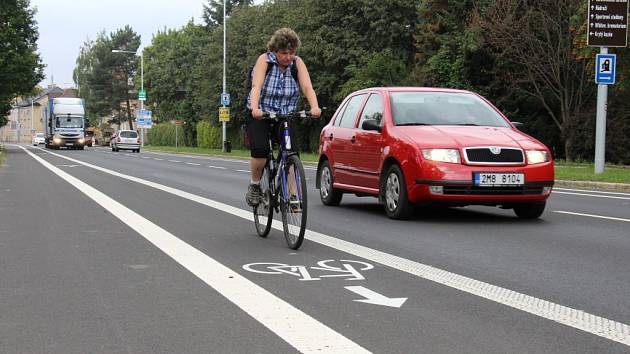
[56,116,83,128]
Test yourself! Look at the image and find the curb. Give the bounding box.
[555,180,630,192]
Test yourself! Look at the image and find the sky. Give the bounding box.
[31,0,208,88]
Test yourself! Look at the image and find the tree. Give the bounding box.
[0,0,45,126]
[472,0,595,161]
[203,0,253,27]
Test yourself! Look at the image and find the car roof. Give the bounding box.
[353,87,474,95]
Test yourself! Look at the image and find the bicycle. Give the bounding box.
[252,111,311,250]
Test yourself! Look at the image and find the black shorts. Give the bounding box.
[246,112,298,158]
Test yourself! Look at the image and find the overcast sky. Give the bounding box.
[31,0,208,88]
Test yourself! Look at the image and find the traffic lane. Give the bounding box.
[548,188,630,221]
[35,149,628,353]
[1,146,295,354]
[36,147,630,329]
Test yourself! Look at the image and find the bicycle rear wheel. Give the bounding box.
[280,154,307,249]
[254,164,273,237]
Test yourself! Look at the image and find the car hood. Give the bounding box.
[395,125,545,150]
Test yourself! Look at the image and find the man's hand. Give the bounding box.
[252,108,263,119]
[310,107,322,118]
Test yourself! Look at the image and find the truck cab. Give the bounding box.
[45,98,86,150]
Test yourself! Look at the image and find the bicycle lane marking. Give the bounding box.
[28,146,630,347]
[18,146,370,354]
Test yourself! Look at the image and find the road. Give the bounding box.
[1,144,629,353]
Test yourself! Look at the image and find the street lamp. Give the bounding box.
[112,49,144,146]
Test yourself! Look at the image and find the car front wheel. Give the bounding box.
[383,164,414,219]
[513,202,546,219]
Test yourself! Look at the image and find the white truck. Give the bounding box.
[44,98,86,149]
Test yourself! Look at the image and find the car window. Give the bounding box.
[390,92,511,128]
[120,131,138,138]
[332,100,349,127]
[36,133,44,138]
[336,94,365,128]
[358,93,383,130]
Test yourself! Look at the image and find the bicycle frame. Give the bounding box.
[264,118,300,213]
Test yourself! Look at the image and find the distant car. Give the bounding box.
[111,130,140,152]
[316,87,554,219]
[32,132,45,145]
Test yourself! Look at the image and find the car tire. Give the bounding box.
[318,160,343,206]
[513,202,546,219]
[382,164,414,220]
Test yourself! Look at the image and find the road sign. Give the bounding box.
[595,53,616,84]
[219,107,230,122]
[174,120,185,126]
[136,109,153,128]
[221,92,230,106]
[139,89,147,101]
[587,0,628,47]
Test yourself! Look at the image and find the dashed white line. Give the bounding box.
[208,166,227,170]
[168,160,181,163]
[236,169,250,173]
[186,162,201,166]
[30,146,630,347]
[553,211,630,223]
[153,158,164,161]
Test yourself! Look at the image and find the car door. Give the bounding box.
[329,94,367,186]
[349,93,385,191]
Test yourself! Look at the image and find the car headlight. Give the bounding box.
[526,150,549,164]
[422,149,461,164]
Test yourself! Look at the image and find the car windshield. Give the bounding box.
[36,133,44,138]
[120,131,138,138]
[390,92,511,128]
[56,116,83,128]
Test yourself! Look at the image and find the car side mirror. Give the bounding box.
[362,119,381,132]
[511,121,524,129]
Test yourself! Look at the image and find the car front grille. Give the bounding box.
[443,185,544,195]
[464,147,524,164]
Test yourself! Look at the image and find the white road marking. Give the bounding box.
[20,146,369,354]
[553,211,630,223]
[553,191,630,201]
[236,169,250,173]
[153,158,163,161]
[186,162,201,166]
[208,165,227,170]
[345,286,407,308]
[168,160,181,163]
[554,188,630,197]
[32,147,630,347]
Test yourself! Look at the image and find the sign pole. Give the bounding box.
[594,47,608,174]
[222,0,227,152]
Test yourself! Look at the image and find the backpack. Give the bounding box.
[245,57,299,110]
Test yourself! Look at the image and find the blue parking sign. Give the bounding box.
[595,54,616,85]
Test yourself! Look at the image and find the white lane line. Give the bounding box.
[19,146,369,354]
[208,165,227,170]
[141,157,150,159]
[553,191,630,201]
[33,147,630,347]
[153,158,164,161]
[186,162,201,166]
[554,188,630,197]
[236,169,250,173]
[168,160,181,163]
[554,211,630,223]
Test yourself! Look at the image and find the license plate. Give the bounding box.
[474,172,524,186]
[65,143,73,146]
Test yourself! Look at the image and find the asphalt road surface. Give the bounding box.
[1,144,629,353]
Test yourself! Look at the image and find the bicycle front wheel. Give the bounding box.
[280,154,307,249]
[254,164,273,237]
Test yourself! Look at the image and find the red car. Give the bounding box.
[316,87,554,219]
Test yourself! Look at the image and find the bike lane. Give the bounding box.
[22,146,630,354]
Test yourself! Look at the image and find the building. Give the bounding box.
[0,86,70,143]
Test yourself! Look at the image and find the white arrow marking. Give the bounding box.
[345,286,407,308]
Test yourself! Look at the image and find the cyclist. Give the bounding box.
[245,27,322,206]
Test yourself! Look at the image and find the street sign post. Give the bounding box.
[138,89,147,101]
[587,0,628,47]
[588,0,628,174]
[221,92,230,106]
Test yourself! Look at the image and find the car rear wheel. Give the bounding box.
[318,160,343,206]
[513,202,546,219]
[383,164,414,219]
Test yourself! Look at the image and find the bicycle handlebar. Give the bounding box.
[260,111,313,119]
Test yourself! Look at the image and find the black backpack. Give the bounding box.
[245,58,299,109]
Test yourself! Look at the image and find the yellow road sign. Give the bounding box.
[219,107,230,122]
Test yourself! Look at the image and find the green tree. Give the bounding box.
[203,0,253,27]
[0,0,45,126]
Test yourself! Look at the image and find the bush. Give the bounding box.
[196,120,222,149]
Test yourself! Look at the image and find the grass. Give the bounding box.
[554,161,630,184]
[0,144,4,165]
[143,145,630,184]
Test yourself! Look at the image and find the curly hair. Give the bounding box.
[267,28,301,52]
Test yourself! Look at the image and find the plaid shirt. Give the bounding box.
[247,52,300,114]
